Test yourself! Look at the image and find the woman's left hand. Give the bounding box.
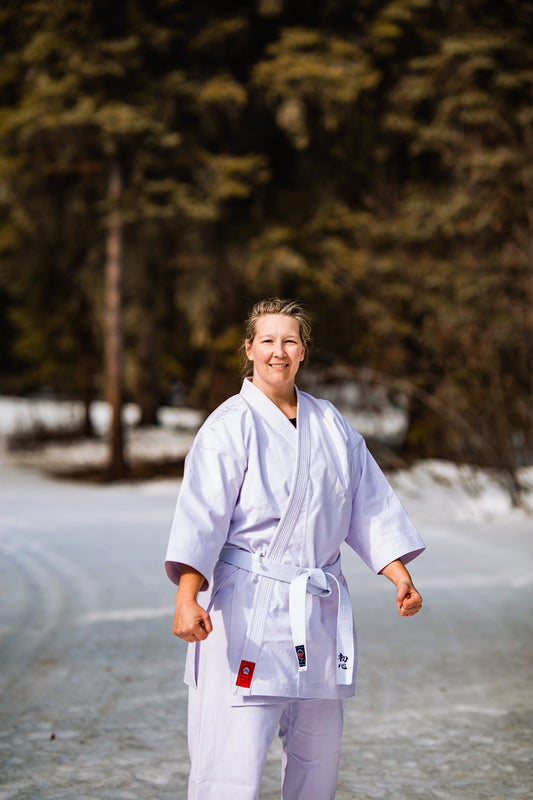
[395,579,423,617]
[379,559,423,617]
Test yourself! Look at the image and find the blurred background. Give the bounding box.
[1,0,532,496]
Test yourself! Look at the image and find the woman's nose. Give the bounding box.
[273,340,286,356]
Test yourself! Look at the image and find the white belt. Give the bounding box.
[219,546,354,685]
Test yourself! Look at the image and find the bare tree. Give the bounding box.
[104,157,126,477]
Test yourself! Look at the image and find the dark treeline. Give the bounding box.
[0,0,532,491]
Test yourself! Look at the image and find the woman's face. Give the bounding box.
[245,314,305,396]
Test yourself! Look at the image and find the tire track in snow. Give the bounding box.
[0,534,100,696]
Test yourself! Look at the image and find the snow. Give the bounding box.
[1,395,202,471]
[390,459,533,523]
[1,395,532,800]
[0,395,203,436]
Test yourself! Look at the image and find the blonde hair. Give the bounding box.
[241,298,312,376]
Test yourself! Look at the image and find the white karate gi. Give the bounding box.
[166,378,424,799]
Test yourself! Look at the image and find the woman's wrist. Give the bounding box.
[176,565,205,602]
[379,559,413,587]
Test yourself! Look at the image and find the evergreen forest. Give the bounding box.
[1,0,532,492]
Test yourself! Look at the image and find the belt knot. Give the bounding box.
[304,568,332,596]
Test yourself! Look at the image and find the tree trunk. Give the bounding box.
[137,308,159,426]
[104,158,126,477]
[79,352,95,438]
[401,386,453,461]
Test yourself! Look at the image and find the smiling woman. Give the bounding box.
[244,312,306,418]
[165,297,424,800]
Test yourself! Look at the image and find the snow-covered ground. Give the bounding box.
[0,397,532,799]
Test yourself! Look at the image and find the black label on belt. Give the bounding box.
[295,645,306,668]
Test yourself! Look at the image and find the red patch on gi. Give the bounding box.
[236,660,256,688]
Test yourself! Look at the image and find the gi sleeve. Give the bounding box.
[345,439,425,573]
[164,433,246,590]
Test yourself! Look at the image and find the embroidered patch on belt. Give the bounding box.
[236,660,256,688]
[295,645,307,668]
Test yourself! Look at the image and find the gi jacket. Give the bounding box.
[165,379,424,701]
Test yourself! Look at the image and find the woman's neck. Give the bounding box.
[251,377,298,419]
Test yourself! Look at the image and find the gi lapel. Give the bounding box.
[235,382,311,693]
[240,377,299,442]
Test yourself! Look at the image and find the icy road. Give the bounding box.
[1,454,532,800]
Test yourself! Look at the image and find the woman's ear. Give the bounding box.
[245,339,253,361]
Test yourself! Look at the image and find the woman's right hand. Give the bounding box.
[172,566,213,642]
[173,597,212,642]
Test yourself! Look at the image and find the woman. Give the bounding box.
[165,298,424,800]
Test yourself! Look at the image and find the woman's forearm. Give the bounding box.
[176,565,206,601]
[379,558,414,586]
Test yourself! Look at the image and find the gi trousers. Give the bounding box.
[187,685,345,800]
